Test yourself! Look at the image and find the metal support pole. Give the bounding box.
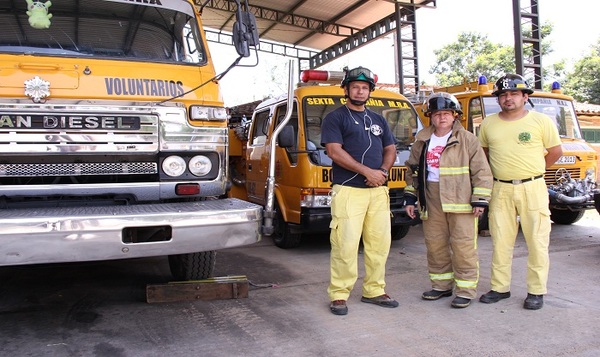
[513,0,524,76]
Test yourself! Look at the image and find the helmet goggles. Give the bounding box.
[341,66,376,91]
[346,67,375,81]
[423,92,462,117]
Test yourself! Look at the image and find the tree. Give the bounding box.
[430,24,554,86]
[563,38,600,104]
[429,32,515,86]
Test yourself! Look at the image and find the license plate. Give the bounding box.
[555,155,576,165]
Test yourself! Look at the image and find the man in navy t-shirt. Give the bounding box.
[321,66,399,315]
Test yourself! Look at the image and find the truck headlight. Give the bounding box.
[189,155,212,176]
[162,156,186,177]
[190,106,228,121]
[300,188,331,208]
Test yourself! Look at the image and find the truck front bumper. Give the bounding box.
[0,198,262,266]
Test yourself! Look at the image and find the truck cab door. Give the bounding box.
[245,108,272,205]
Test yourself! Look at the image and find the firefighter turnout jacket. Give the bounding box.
[404,120,493,219]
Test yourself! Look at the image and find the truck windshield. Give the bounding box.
[303,96,420,150]
[482,96,582,139]
[0,0,206,64]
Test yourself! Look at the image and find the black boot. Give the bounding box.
[422,289,452,300]
[523,293,543,310]
[479,290,511,304]
[451,297,471,308]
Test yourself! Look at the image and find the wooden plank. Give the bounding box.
[146,276,249,303]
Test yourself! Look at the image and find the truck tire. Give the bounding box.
[550,209,585,225]
[273,206,302,249]
[391,225,410,241]
[168,251,216,281]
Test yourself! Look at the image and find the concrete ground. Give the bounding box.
[0,210,599,357]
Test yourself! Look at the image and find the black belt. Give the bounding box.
[493,174,544,185]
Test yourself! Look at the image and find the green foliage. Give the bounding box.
[429,32,515,86]
[430,24,555,87]
[543,60,568,91]
[563,46,600,104]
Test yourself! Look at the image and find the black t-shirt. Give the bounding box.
[321,105,395,187]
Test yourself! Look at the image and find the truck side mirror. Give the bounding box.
[278,125,295,148]
[232,1,259,57]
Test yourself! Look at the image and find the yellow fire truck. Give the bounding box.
[415,76,599,227]
[228,69,423,248]
[0,0,262,280]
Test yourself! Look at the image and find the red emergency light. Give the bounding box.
[300,69,378,84]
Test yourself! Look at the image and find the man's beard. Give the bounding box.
[347,95,369,106]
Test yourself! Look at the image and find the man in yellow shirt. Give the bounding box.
[478,74,563,310]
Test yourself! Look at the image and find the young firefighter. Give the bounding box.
[321,66,399,315]
[405,92,493,308]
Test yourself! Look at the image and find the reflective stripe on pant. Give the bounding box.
[327,184,392,301]
[488,178,550,295]
[422,182,479,299]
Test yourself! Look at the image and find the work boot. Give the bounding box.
[479,290,511,304]
[330,300,348,315]
[361,294,399,308]
[523,293,544,310]
[451,297,471,308]
[422,289,453,300]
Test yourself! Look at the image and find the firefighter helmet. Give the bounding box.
[341,66,376,91]
[492,74,534,96]
[422,92,462,117]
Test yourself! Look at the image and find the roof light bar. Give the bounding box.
[300,69,379,85]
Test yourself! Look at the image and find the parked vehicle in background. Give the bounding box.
[228,69,423,248]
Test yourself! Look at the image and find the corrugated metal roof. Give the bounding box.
[200,0,435,52]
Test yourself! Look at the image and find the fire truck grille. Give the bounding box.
[0,162,157,177]
[544,168,581,185]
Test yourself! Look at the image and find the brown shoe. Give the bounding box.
[360,294,399,308]
[330,300,348,315]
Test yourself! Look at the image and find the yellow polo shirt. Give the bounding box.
[479,111,561,180]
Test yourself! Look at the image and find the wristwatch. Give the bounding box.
[379,168,389,177]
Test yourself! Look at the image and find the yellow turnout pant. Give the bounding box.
[327,184,392,301]
[488,178,550,295]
